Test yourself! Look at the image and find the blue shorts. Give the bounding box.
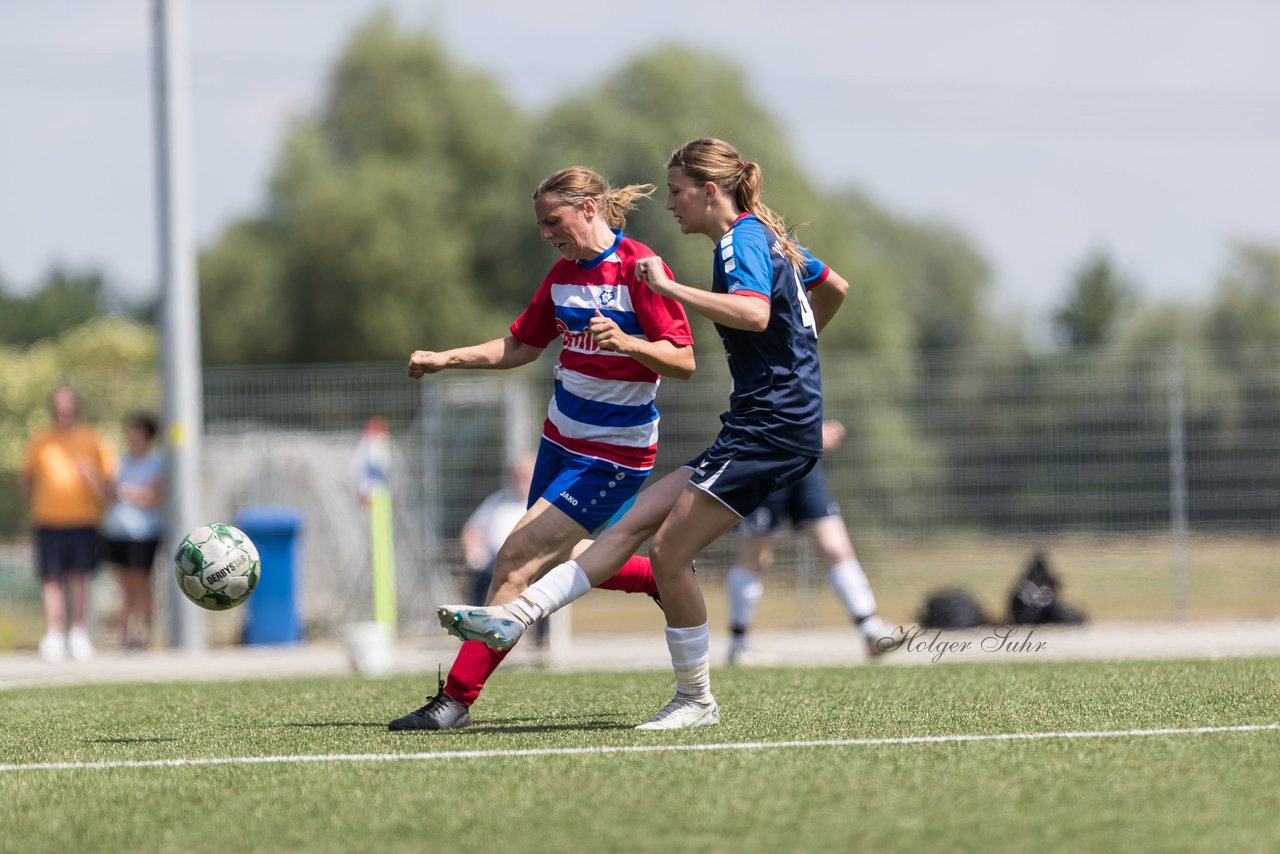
[684,429,818,518]
[34,526,99,581]
[530,439,649,534]
[738,465,839,536]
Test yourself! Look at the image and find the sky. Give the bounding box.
[2,0,1278,326]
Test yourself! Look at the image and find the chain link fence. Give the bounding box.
[3,344,1277,646]
[200,344,1278,631]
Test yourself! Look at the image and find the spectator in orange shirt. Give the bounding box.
[19,385,115,662]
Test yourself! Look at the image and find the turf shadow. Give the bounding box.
[272,718,633,734]
[466,717,634,734]
[275,721,390,729]
[83,737,179,744]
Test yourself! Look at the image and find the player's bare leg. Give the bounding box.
[398,502,661,730]
[393,502,586,731]
[726,533,770,665]
[485,500,589,604]
[807,517,898,657]
[39,579,67,662]
[440,470,692,650]
[635,485,740,730]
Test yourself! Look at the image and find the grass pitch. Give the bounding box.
[2,658,1278,853]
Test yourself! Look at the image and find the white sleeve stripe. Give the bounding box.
[549,283,637,313]
[557,367,659,407]
[546,402,661,447]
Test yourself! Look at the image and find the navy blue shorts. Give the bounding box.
[530,439,649,534]
[738,464,840,536]
[34,527,99,580]
[100,537,161,573]
[683,430,818,518]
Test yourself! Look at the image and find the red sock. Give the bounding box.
[594,554,658,596]
[444,640,512,706]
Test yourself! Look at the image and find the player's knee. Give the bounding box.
[491,526,555,576]
[488,568,536,605]
[490,556,538,588]
[648,540,692,581]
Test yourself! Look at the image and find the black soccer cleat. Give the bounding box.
[388,679,473,731]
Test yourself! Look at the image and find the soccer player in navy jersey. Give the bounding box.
[389,167,694,731]
[439,138,851,730]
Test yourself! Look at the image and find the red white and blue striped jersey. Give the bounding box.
[510,230,693,471]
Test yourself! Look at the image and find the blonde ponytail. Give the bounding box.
[533,167,655,230]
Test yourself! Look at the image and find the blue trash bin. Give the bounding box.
[235,506,303,645]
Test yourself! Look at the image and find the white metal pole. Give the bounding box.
[152,0,206,650]
[1168,346,1189,621]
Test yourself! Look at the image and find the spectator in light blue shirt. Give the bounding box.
[101,413,165,649]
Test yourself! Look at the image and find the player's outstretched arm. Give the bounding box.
[407,336,543,378]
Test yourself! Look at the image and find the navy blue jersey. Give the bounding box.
[711,213,824,457]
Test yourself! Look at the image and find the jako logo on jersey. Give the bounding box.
[555,318,598,352]
[559,490,579,506]
[597,286,616,308]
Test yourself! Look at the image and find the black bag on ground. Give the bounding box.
[1009,551,1087,625]
[919,587,989,629]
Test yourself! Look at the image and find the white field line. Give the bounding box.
[2,723,1277,773]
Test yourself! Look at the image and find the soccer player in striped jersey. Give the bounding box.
[389,167,694,731]
[439,138,850,730]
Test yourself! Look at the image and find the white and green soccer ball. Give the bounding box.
[174,523,261,611]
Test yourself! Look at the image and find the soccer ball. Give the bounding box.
[174,523,261,611]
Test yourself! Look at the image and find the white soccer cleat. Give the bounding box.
[437,604,527,651]
[67,627,94,662]
[635,693,720,731]
[727,644,772,667]
[38,632,66,663]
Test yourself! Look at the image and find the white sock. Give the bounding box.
[726,566,764,645]
[507,560,592,624]
[666,622,712,702]
[829,559,877,622]
[859,614,887,641]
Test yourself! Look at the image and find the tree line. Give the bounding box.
[2,12,1278,536]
